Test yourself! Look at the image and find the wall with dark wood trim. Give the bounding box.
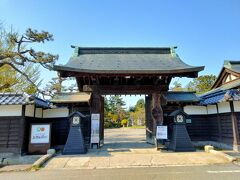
[219,113,233,144]
[24,116,91,152]
[0,116,23,154]
[186,115,209,141]
[80,115,91,148]
[24,117,70,150]
[207,114,219,141]
[186,113,233,145]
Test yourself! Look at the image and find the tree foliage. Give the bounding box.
[0,25,58,95]
[104,96,146,128]
[0,63,41,94]
[186,75,217,94]
[129,98,145,126]
[171,81,184,91]
[104,95,127,128]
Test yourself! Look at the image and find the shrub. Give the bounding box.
[121,119,128,127]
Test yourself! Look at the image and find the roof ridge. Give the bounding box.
[71,46,178,56]
[224,60,240,68]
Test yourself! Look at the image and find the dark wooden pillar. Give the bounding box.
[20,105,26,154]
[216,104,222,142]
[145,95,154,144]
[90,92,104,146]
[151,93,164,140]
[100,96,104,145]
[230,101,240,151]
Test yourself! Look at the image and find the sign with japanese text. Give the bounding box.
[30,124,50,144]
[91,113,100,144]
[156,126,168,139]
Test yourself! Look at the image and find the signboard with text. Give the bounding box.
[29,124,51,154]
[91,114,100,144]
[30,124,50,144]
[156,126,168,139]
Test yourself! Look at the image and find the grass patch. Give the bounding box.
[30,165,41,171]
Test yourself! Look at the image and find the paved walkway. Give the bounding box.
[44,128,230,169]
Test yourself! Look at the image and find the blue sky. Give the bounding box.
[1,0,240,107]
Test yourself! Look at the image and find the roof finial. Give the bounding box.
[170,46,178,57]
[71,45,80,57]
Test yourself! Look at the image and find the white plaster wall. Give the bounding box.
[217,102,231,113]
[233,101,240,112]
[43,108,69,118]
[207,105,217,114]
[231,74,237,81]
[184,105,207,115]
[226,75,231,83]
[35,108,43,118]
[25,105,34,117]
[0,105,22,116]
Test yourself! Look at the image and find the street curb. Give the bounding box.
[31,150,55,170]
[209,149,237,162]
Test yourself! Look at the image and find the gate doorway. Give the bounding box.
[104,128,154,153]
[103,95,154,151]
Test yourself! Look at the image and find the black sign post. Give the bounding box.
[63,111,87,154]
[167,110,195,152]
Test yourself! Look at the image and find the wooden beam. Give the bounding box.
[58,70,199,78]
[82,85,169,94]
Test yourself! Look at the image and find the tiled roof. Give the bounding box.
[0,93,49,108]
[224,60,240,74]
[54,47,204,76]
[202,78,240,97]
[200,88,240,105]
[51,92,91,103]
[0,93,26,105]
[165,91,200,103]
[200,91,226,105]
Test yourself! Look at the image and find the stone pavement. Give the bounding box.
[224,150,240,166]
[44,152,230,169]
[0,164,31,172]
[0,154,42,172]
[44,128,230,170]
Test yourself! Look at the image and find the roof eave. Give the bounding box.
[54,65,204,77]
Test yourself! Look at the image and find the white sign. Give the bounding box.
[91,114,100,144]
[30,124,50,144]
[156,126,168,139]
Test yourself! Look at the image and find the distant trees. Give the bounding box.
[171,75,217,95]
[170,81,184,91]
[129,99,145,126]
[186,75,217,94]
[104,95,127,128]
[104,96,146,128]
